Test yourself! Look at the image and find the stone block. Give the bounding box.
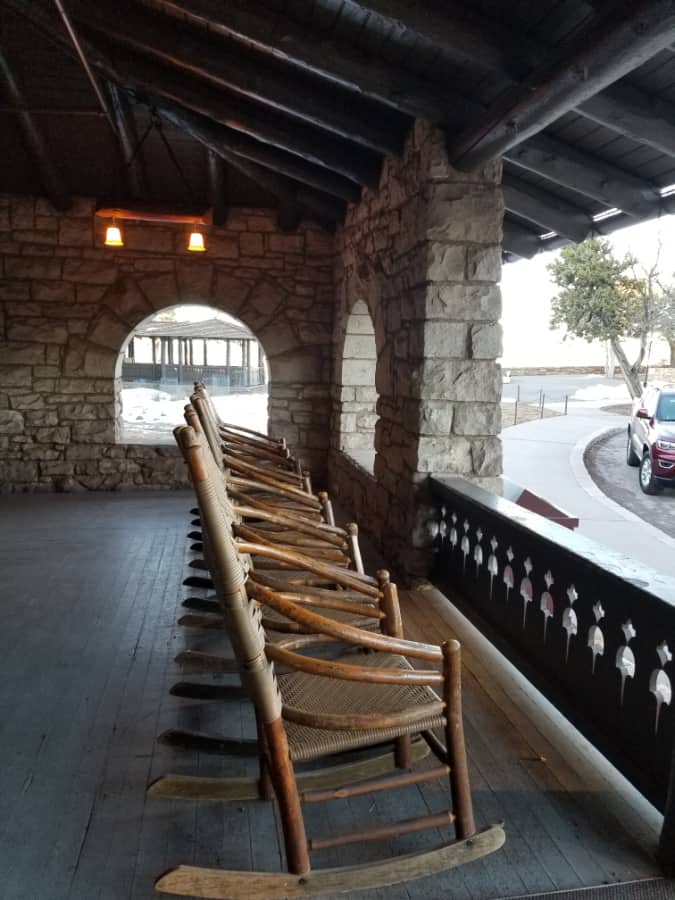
[411,360,501,402]
[9,393,44,410]
[0,366,32,388]
[10,197,35,229]
[341,358,376,387]
[258,320,298,357]
[116,225,172,254]
[176,260,214,302]
[419,283,501,322]
[102,276,153,327]
[62,258,118,285]
[416,435,473,474]
[240,233,264,256]
[13,229,58,245]
[453,402,501,436]
[269,352,323,384]
[425,183,503,243]
[343,334,376,359]
[7,320,68,344]
[0,281,31,301]
[39,461,75,477]
[268,233,304,254]
[466,245,501,282]
[471,437,502,476]
[248,278,283,316]
[5,257,62,281]
[71,421,115,443]
[0,343,45,365]
[425,244,466,283]
[84,346,118,377]
[137,271,179,309]
[36,426,70,444]
[403,400,453,435]
[0,461,38,482]
[88,310,130,351]
[471,323,502,359]
[419,321,469,359]
[25,409,59,427]
[0,409,24,433]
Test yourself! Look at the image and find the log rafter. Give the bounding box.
[64,0,406,156]
[0,32,71,210]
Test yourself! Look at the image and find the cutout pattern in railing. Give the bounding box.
[430,479,675,811]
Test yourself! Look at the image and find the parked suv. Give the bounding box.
[627,384,675,494]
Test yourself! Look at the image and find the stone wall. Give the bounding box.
[0,194,334,492]
[330,120,503,574]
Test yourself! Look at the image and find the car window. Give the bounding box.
[644,389,658,416]
[656,393,675,422]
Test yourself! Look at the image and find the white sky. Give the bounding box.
[501,214,675,367]
[154,214,675,369]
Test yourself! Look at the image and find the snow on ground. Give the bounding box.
[571,383,632,403]
[120,385,268,443]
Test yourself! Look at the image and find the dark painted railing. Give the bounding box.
[122,363,266,388]
[430,476,675,852]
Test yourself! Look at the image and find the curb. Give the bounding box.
[570,424,675,551]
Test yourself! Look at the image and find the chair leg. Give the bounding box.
[442,640,475,839]
[263,718,310,875]
[379,571,412,770]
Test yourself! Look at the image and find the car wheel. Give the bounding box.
[626,431,640,466]
[639,451,663,495]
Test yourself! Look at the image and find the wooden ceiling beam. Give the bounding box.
[501,219,544,260]
[578,83,675,159]
[504,134,661,218]
[0,38,71,211]
[106,81,148,199]
[501,173,592,243]
[153,101,345,225]
[448,1,675,170]
[207,150,228,227]
[64,0,404,156]
[82,37,381,188]
[149,0,471,126]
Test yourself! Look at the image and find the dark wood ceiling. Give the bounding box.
[1,0,675,257]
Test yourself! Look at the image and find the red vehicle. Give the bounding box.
[627,384,675,494]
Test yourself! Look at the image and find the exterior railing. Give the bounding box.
[121,363,266,388]
[429,476,675,856]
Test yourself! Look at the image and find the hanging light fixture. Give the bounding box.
[187,229,206,252]
[104,222,124,247]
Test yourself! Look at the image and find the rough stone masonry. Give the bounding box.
[0,196,334,492]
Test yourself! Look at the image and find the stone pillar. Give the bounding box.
[331,121,503,577]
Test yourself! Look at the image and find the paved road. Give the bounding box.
[502,412,675,577]
[585,428,675,539]
[502,373,630,405]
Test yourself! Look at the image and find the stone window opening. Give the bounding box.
[338,299,378,474]
[115,304,268,444]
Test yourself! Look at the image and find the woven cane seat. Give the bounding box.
[280,653,444,762]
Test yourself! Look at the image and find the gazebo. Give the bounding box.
[123,317,266,387]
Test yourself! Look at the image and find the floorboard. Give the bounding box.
[0,492,666,900]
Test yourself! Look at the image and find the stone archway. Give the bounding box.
[338,299,378,473]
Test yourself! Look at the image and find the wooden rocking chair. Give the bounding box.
[153,427,505,899]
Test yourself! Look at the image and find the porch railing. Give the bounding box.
[429,476,675,859]
[121,362,266,388]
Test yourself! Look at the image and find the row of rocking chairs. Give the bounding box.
[150,383,504,898]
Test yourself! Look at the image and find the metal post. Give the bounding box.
[564,394,569,415]
[540,393,545,419]
[514,384,520,425]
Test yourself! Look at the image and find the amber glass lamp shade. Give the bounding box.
[187,230,206,252]
[104,224,124,247]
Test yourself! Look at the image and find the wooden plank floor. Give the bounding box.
[0,492,665,900]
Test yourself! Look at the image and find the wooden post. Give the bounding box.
[443,641,475,839]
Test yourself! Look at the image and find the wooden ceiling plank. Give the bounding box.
[504,133,661,217]
[207,149,228,227]
[448,1,675,170]
[0,39,71,210]
[578,83,675,159]
[155,97,345,221]
[84,38,382,188]
[65,0,403,156]
[501,173,592,242]
[149,0,468,125]
[501,219,543,259]
[107,81,149,199]
[154,99,347,222]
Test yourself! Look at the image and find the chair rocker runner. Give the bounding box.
[154,427,504,899]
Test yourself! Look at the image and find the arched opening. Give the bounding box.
[339,299,378,473]
[116,304,269,443]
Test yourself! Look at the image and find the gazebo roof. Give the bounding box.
[133,317,253,341]
[2,0,675,259]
